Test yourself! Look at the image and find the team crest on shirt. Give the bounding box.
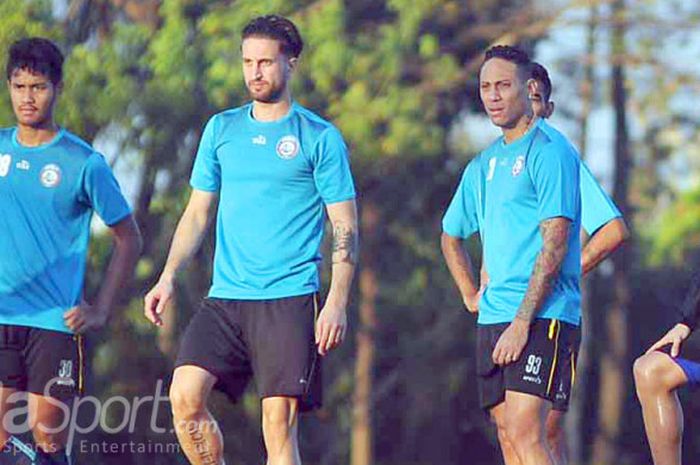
[276,135,300,160]
[511,155,526,177]
[40,163,62,188]
[0,154,11,177]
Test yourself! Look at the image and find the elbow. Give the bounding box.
[617,218,631,243]
[115,217,144,257]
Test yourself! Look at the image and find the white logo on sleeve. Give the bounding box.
[0,154,11,177]
[40,164,62,188]
[252,135,267,145]
[276,135,300,160]
[512,155,526,176]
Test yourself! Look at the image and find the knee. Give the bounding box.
[169,382,207,420]
[633,352,677,395]
[262,398,298,438]
[496,424,511,448]
[505,413,544,449]
[32,428,65,451]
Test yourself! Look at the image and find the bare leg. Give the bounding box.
[490,401,522,465]
[545,409,567,465]
[27,392,71,453]
[262,397,301,465]
[170,365,224,465]
[504,390,554,465]
[0,387,18,448]
[633,352,688,465]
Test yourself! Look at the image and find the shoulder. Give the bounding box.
[293,103,344,144]
[207,104,250,132]
[61,130,102,162]
[0,128,13,148]
[530,120,579,162]
[465,153,485,177]
[0,127,13,139]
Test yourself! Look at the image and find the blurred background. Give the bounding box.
[2,0,700,463]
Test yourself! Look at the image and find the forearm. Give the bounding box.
[678,270,700,332]
[581,218,628,275]
[160,210,212,280]
[326,262,355,307]
[516,218,571,323]
[95,222,143,314]
[441,233,479,301]
[325,201,358,307]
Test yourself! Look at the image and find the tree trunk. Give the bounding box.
[351,201,379,465]
[568,4,599,465]
[591,1,632,462]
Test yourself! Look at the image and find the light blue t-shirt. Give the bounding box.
[580,162,621,234]
[190,102,356,300]
[0,128,132,333]
[540,121,622,234]
[443,119,582,326]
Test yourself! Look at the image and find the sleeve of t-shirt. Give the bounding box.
[528,142,580,223]
[442,161,480,238]
[190,115,221,192]
[81,153,132,227]
[580,161,622,235]
[311,126,356,204]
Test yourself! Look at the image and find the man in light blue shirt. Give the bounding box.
[144,15,357,465]
[0,38,142,465]
[476,61,629,465]
[442,45,581,465]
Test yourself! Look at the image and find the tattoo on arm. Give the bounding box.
[516,217,571,323]
[332,222,358,264]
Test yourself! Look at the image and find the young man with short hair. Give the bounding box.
[0,37,142,465]
[442,45,582,465]
[483,61,629,465]
[144,15,357,465]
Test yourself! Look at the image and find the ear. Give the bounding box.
[525,78,537,97]
[55,80,64,94]
[288,56,298,72]
[546,101,555,118]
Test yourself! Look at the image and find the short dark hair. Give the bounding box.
[6,37,64,85]
[242,15,303,58]
[481,45,532,83]
[531,62,552,102]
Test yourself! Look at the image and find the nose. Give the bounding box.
[21,88,35,104]
[486,86,500,102]
[254,64,263,79]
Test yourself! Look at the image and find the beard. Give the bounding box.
[247,79,286,104]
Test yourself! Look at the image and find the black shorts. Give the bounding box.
[0,325,85,399]
[477,319,580,412]
[175,294,322,411]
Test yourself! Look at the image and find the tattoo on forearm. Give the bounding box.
[332,223,358,264]
[187,425,217,464]
[516,218,570,322]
